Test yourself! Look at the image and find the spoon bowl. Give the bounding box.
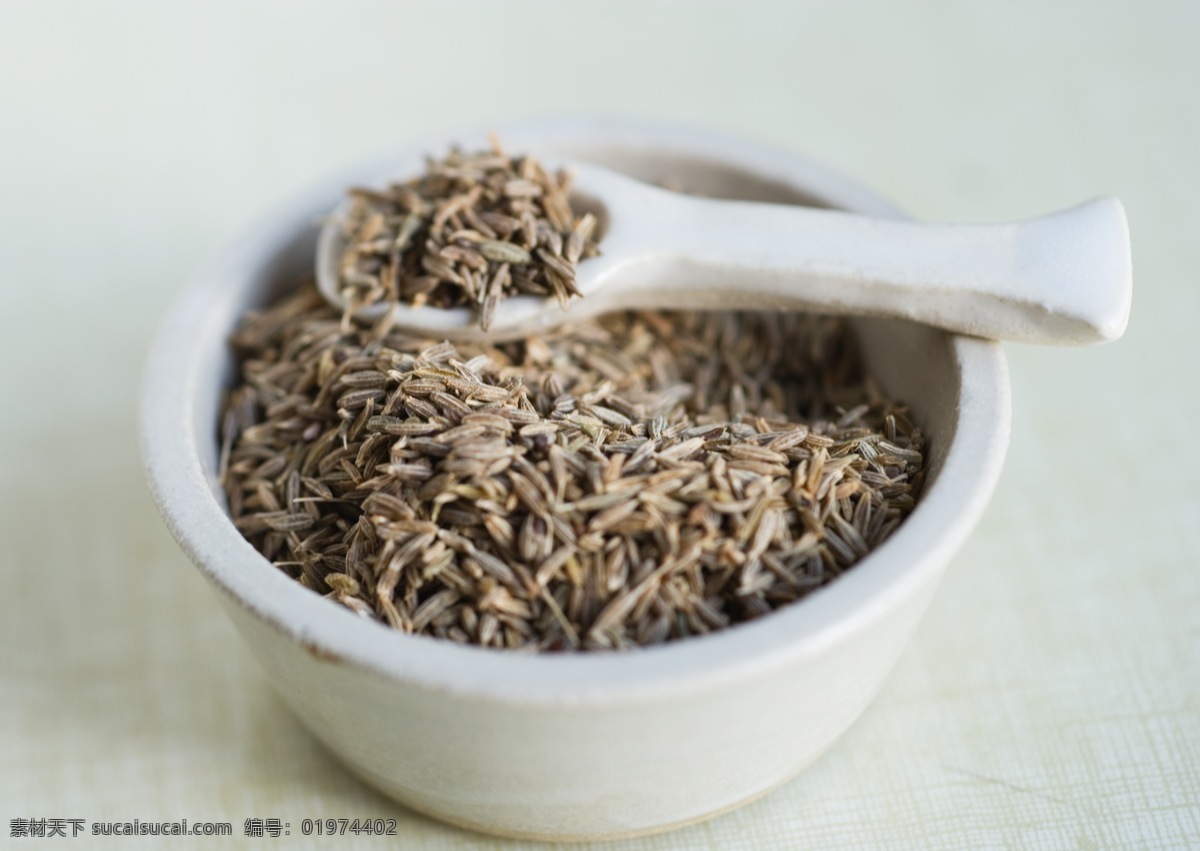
[318,160,1131,345]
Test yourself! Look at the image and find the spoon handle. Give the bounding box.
[608,188,1131,345]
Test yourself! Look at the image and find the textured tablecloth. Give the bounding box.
[2,2,1197,848]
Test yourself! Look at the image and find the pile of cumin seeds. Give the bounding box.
[220,282,926,652]
[337,137,599,331]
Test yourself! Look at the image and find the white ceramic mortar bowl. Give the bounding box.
[140,119,1011,841]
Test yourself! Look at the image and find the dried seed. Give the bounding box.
[478,241,531,264]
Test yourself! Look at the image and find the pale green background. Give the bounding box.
[1,1,1196,848]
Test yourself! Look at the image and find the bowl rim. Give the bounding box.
[139,117,1011,706]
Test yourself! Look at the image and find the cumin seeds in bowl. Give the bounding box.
[220,281,925,652]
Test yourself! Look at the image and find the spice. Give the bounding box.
[336,136,599,331]
[221,282,925,651]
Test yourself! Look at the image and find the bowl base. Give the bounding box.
[335,739,838,842]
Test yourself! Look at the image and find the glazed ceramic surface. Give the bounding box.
[140,119,1011,841]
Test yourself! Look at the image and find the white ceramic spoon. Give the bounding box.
[316,162,1131,345]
